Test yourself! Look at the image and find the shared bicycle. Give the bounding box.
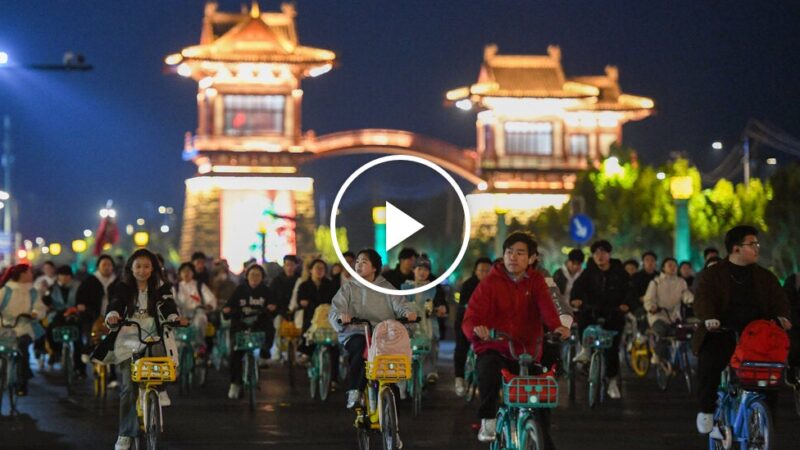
[0,314,33,416]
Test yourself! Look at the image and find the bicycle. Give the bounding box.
[408,331,431,417]
[279,317,302,389]
[340,316,418,450]
[490,329,561,450]
[654,322,697,394]
[559,323,580,403]
[0,314,33,416]
[210,316,230,371]
[117,319,184,450]
[582,320,618,409]
[625,312,652,378]
[233,329,266,412]
[52,308,82,396]
[464,346,479,403]
[710,360,783,448]
[89,316,111,399]
[308,327,337,401]
[174,326,206,394]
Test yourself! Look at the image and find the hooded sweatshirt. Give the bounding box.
[643,272,694,325]
[0,281,47,338]
[328,275,412,344]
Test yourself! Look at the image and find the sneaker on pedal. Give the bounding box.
[572,347,590,364]
[107,380,120,389]
[454,377,466,397]
[159,390,171,407]
[696,412,714,434]
[114,435,132,450]
[346,390,361,409]
[81,353,91,364]
[477,418,496,442]
[607,377,621,399]
[228,383,241,399]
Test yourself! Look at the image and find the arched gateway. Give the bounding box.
[166,2,654,269]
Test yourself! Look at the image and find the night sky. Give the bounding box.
[1,0,798,244]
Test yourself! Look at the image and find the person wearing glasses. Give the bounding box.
[693,225,792,434]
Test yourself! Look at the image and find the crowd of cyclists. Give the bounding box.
[0,223,798,449]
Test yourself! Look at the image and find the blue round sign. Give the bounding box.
[569,214,595,244]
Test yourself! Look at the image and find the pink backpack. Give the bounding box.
[368,320,411,361]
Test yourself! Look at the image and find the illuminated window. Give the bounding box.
[569,134,589,156]
[504,122,553,156]
[224,95,285,136]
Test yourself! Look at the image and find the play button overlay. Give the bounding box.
[330,155,471,296]
[385,201,424,251]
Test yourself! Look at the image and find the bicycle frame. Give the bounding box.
[713,369,772,447]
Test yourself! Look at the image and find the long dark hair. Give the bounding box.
[119,249,167,318]
[0,264,31,288]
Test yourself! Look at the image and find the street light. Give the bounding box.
[71,239,87,253]
[133,231,149,247]
[0,52,8,65]
[49,242,62,256]
[712,141,723,150]
[670,176,694,263]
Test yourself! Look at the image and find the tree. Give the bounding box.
[314,226,349,263]
[764,164,800,276]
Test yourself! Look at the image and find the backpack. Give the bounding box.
[730,319,789,369]
[310,304,333,330]
[368,319,411,362]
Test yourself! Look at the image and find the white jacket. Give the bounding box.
[643,273,694,326]
[0,281,47,339]
[174,280,217,317]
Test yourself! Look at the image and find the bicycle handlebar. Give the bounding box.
[115,319,186,346]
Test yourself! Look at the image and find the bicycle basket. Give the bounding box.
[366,355,411,381]
[312,328,337,344]
[734,361,785,389]
[53,325,81,344]
[582,325,616,349]
[131,357,176,383]
[279,321,302,339]
[174,326,196,343]
[0,332,17,354]
[503,375,559,408]
[674,323,697,342]
[410,336,432,354]
[234,331,265,351]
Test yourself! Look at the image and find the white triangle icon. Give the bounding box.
[385,201,424,251]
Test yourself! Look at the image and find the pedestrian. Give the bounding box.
[570,239,631,399]
[462,232,568,445]
[693,226,791,434]
[453,256,492,397]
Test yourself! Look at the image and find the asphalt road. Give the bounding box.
[2,341,799,450]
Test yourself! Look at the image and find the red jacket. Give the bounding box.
[462,263,561,360]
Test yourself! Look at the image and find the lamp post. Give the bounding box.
[493,194,510,259]
[669,176,694,263]
[372,206,387,264]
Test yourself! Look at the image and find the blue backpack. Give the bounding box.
[0,286,46,339]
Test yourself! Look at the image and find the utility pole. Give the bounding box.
[2,115,12,265]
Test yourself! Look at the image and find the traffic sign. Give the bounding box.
[569,214,594,244]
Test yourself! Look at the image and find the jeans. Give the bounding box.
[118,359,139,437]
[344,335,367,392]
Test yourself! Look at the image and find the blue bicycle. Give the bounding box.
[709,330,783,450]
[655,322,697,394]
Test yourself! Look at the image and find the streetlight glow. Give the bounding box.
[455,99,473,111]
[160,225,170,233]
[766,158,777,165]
[0,52,8,65]
[136,218,145,226]
[656,172,666,180]
[83,229,92,238]
[712,141,723,150]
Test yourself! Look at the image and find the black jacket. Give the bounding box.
[383,266,414,289]
[784,274,800,325]
[269,272,298,314]
[223,282,272,331]
[627,270,658,307]
[570,258,631,313]
[76,275,121,322]
[458,276,481,310]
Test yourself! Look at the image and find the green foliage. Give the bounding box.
[764,164,800,276]
[314,226,349,263]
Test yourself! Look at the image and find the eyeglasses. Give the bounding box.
[739,241,760,248]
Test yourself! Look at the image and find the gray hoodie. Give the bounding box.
[328,275,412,344]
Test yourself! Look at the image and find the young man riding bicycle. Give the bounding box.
[693,225,792,434]
[461,232,569,446]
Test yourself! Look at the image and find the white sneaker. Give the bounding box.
[81,353,91,364]
[107,380,119,389]
[696,412,714,434]
[398,382,408,401]
[159,390,171,407]
[607,377,621,399]
[573,347,591,364]
[228,383,241,400]
[454,377,466,397]
[477,418,497,442]
[650,353,659,365]
[346,389,361,409]
[114,436,132,450]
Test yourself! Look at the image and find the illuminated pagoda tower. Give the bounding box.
[165,1,335,268]
[447,45,655,227]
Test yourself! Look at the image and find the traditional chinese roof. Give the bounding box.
[176,1,335,66]
[446,44,654,111]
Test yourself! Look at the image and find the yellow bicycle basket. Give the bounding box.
[131,357,176,383]
[279,320,302,339]
[366,355,411,381]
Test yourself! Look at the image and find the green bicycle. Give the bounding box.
[234,330,265,412]
[464,346,479,403]
[408,333,432,417]
[308,328,337,401]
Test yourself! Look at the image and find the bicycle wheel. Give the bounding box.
[287,340,296,389]
[319,347,332,402]
[412,360,422,417]
[495,408,512,450]
[309,349,319,400]
[588,351,601,409]
[357,426,371,450]
[630,339,650,378]
[464,350,477,403]
[179,347,193,394]
[63,344,74,394]
[521,417,545,450]
[146,390,160,450]
[8,355,20,415]
[246,352,257,412]
[656,360,670,392]
[380,387,399,450]
[195,355,207,388]
[746,399,773,450]
[680,347,693,394]
[562,343,576,402]
[0,357,7,414]
[708,407,731,450]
